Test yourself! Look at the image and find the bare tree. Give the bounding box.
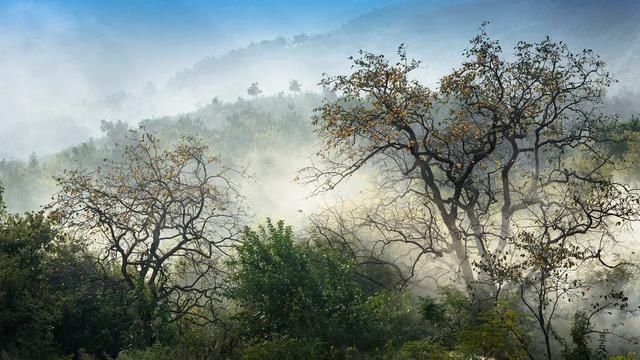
[53,131,245,344]
[476,228,639,359]
[300,26,639,300]
[306,199,458,292]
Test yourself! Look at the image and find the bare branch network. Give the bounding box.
[53,131,246,325]
[300,27,640,293]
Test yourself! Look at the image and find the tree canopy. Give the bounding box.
[302,26,639,292]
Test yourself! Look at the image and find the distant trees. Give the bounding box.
[100,119,130,147]
[53,131,245,345]
[247,82,262,98]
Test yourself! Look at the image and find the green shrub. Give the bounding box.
[117,343,176,360]
[419,288,471,347]
[610,353,637,360]
[564,311,592,360]
[397,340,453,360]
[456,302,529,360]
[230,220,366,347]
[241,336,326,360]
[360,290,426,349]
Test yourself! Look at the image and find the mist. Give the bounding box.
[0,0,400,158]
[6,0,640,159]
[2,0,640,358]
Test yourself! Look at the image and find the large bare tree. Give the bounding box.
[301,27,639,300]
[53,131,245,344]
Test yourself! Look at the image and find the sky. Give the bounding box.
[0,0,402,91]
[0,0,401,158]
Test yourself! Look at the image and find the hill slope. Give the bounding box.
[167,0,640,103]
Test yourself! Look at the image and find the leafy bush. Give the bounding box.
[241,336,326,360]
[396,340,453,360]
[610,353,637,360]
[456,302,529,360]
[419,288,472,347]
[564,311,593,360]
[360,290,427,349]
[0,192,141,358]
[117,343,177,360]
[230,220,367,347]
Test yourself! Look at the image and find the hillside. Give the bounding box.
[167,0,640,104]
[3,0,638,159]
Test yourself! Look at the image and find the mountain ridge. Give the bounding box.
[167,0,640,101]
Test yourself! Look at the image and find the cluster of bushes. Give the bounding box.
[0,200,134,358]
[4,185,635,360]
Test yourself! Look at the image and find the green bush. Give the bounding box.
[419,288,471,347]
[360,290,427,349]
[0,192,141,358]
[230,220,367,347]
[396,340,453,360]
[456,302,529,360]
[564,311,592,360]
[117,343,177,360]
[241,336,326,360]
[610,353,637,360]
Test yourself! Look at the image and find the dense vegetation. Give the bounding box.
[2,30,640,359]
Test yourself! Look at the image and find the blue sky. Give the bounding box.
[0,0,403,93]
[0,0,402,44]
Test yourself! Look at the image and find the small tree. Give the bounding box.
[0,184,5,217]
[230,219,366,347]
[476,231,639,359]
[289,79,302,94]
[247,82,262,98]
[0,210,62,358]
[565,311,592,360]
[53,131,245,345]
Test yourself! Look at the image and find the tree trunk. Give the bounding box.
[446,223,477,287]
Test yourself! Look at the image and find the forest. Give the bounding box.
[2,20,640,360]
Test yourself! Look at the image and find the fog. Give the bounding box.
[0,0,400,158]
[2,0,640,357]
[5,0,640,159]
